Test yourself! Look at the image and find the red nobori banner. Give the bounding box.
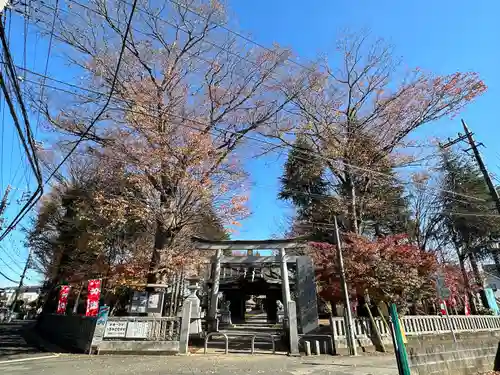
[86,279,101,317]
[56,285,71,314]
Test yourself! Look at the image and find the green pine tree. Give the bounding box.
[278,135,333,241]
[278,134,412,241]
[439,149,500,305]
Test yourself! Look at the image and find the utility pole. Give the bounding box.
[461,119,500,215]
[9,248,32,318]
[440,119,500,308]
[333,216,357,356]
[441,119,500,215]
[461,119,500,280]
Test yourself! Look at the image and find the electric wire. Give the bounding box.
[0,0,140,241]
[12,67,491,206]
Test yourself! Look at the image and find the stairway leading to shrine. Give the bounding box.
[211,312,287,354]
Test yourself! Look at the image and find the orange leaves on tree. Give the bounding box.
[309,234,439,306]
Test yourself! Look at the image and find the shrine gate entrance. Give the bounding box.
[192,237,320,335]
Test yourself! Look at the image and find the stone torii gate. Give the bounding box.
[191,236,318,340]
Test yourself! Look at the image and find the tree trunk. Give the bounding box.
[147,219,168,285]
[469,251,488,308]
[458,250,478,314]
[469,252,484,287]
[364,290,385,352]
[72,283,84,314]
[345,169,359,233]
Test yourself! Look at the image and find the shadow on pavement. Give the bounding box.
[0,322,45,360]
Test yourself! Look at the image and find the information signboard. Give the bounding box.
[130,291,148,313]
[104,321,127,338]
[125,321,150,339]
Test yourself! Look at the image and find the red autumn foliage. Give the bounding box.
[309,234,440,305]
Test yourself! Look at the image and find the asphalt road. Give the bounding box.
[0,353,398,375]
[0,322,398,374]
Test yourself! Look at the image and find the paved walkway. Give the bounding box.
[0,353,398,374]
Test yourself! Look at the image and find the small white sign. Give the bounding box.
[148,293,160,309]
[104,321,127,338]
[125,321,150,339]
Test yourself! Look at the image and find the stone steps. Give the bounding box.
[206,331,288,353]
[222,322,282,334]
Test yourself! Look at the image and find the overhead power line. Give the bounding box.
[0,253,22,274]
[33,0,59,137]
[0,0,139,241]
[6,0,491,242]
[0,15,44,243]
[14,66,489,205]
[0,269,18,284]
[29,0,299,102]
[0,19,42,183]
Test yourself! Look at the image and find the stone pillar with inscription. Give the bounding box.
[208,248,222,331]
[295,256,319,334]
[280,247,291,318]
[179,300,192,355]
[287,300,300,356]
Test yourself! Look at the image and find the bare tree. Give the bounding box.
[29,0,307,282]
[270,33,486,233]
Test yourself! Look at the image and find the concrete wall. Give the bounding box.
[97,340,180,354]
[37,313,187,355]
[408,331,500,375]
[37,313,96,353]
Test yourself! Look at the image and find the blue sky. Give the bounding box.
[233,0,500,240]
[1,0,500,285]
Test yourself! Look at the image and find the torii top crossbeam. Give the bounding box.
[191,236,307,251]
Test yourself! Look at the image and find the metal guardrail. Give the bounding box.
[204,332,229,354]
[204,332,277,355]
[251,333,276,354]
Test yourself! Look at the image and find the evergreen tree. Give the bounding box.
[361,164,411,237]
[278,135,333,241]
[439,149,500,297]
[278,135,411,241]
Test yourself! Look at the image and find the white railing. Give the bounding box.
[103,316,181,341]
[330,315,500,339]
[401,315,500,335]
